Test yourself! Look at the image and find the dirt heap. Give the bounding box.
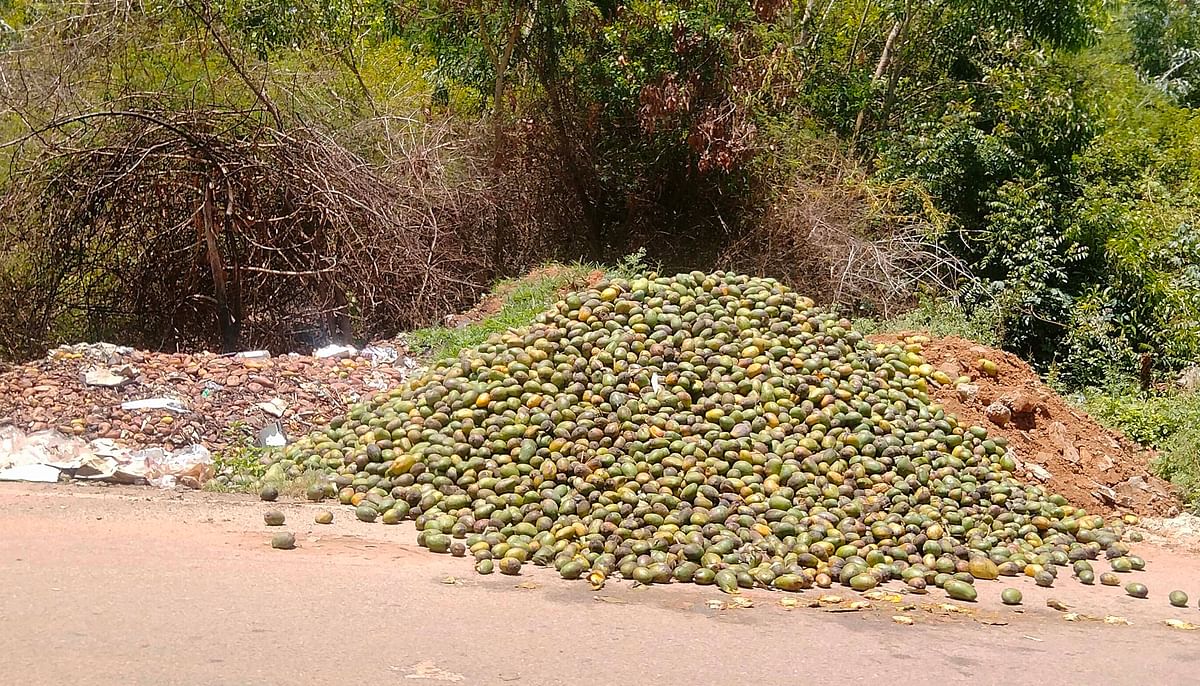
[0,343,417,454]
[872,333,1178,517]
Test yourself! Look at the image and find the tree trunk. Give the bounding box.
[798,0,817,47]
[200,182,239,352]
[486,8,529,268]
[878,48,906,128]
[492,8,527,125]
[546,86,605,259]
[1140,352,1154,393]
[331,283,352,344]
[852,18,904,143]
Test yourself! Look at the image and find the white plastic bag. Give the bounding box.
[144,444,214,489]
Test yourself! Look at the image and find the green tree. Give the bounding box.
[1131,0,1200,105]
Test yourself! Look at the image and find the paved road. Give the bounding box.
[2,483,1198,685]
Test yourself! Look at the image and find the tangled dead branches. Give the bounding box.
[0,107,493,356]
[717,148,970,318]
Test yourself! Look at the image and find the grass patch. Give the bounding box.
[853,296,1002,347]
[1077,382,1200,512]
[201,479,239,494]
[207,443,331,497]
[202,419,329,495]
[406,252,656,362]
[205,420,268,493]
[407,262,600,362]
[275,469,328,500]
[206,445,268,493]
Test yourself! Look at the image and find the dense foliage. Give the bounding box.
[1,0,1197,385]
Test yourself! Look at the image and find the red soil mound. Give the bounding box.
[872,333,1178,517]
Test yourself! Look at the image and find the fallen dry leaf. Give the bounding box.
[976,618,1009,626]
[403,660,465,682]
[825,600,871,614]
[779,597,798,609]
[1164,619,1199,630]
[892,615,914,625]
[1104,616,1131,625]
[1046,599,1070,612]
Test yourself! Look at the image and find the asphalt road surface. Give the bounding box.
[3,483,1199,685]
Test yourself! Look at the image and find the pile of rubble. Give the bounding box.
[0,342,421,484]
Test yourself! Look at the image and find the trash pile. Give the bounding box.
[0,341,420,487]
[0,425,212,488]
[269,271,1160,599]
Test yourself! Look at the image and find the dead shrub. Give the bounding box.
[719,143,967,316]
[0,108,496,356]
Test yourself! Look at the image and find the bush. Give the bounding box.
[0,3,576,359]
[1080,384,1200,510]
[0,110,499,357]
[717,132,963,318]
[854,296,1002,347]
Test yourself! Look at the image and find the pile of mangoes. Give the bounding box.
[271,272,1156,600]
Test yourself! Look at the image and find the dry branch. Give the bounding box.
[718,147,967,317]
[0,108,494,355]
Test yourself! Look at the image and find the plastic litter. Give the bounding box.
[235,350,271,359]
[83,364,138,387]
[120,397,189,413]
[257,422,287,448]
[51,342,134,358]
[1,425,93,471]
[0,425,210,488]
[361,345,399,365]
[257,398,288,418]
[0,463,61,483]
[144,444,213,489]
[314,344,357,359]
